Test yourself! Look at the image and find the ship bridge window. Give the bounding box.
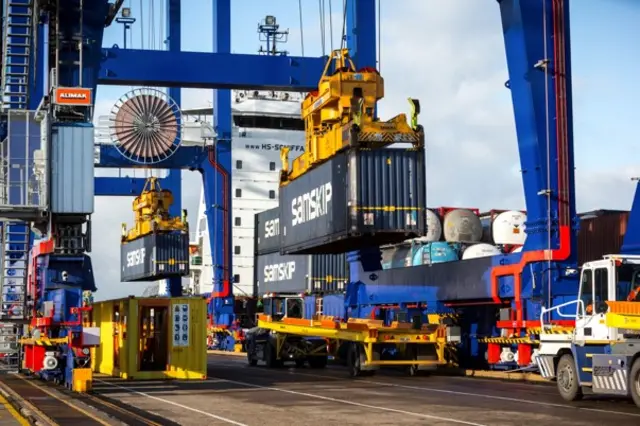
[233,115,304,131]
[269,190,276,199]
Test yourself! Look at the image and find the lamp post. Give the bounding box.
[115,7,136,49]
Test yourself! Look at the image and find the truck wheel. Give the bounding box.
[247,351,258,367]
[556,354,583,401]
[629,357,640,408]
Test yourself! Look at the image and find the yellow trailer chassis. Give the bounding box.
[251,315,447,378]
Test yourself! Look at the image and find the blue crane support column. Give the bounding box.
[343,0,383,286]
[165,0,183,298]
[204,0,234,329]
[499,0,576,257]
[345,0,377,71]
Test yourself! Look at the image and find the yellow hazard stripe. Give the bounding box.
[527,328,574,335]
[356,206,421,211]
[0,394,29,426]
[479,337,540,344]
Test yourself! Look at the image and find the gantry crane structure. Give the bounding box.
[0,0,376,369]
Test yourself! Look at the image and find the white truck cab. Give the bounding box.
[536,254,640,408]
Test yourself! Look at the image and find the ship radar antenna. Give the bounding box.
[258,15,289,56]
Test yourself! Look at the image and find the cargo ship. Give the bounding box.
[186,89,306,298]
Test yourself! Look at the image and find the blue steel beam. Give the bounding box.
[97,48,326,91]
[166,0,183,298]
[94,177,171,196]
[96,145,206,169]
[205,0,234,329]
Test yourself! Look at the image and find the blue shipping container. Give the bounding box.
[255,252,309,296]
[255,207,280,255]
[279,148,426,255]
[120,232,190,282]
[51,125,95,214]
[310,253,349,293]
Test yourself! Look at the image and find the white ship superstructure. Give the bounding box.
[187,89,305,297]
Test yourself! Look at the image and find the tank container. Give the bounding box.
[443,209,483,243]
[381,245,413,269]
[279,148,427,255]
[412,242,460,265]
[492,210,527,245]
[425,209,443,242]
[461,243,502,260]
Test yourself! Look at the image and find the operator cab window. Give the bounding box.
[286,298,303,319]
[616,264,640,301]
[579,269,593,316]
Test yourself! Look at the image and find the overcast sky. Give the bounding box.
[90,0,640,301]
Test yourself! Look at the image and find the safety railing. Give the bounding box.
[540,299,583,331]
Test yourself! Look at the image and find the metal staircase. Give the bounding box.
[0,222,30,371]
[1,0,35,111]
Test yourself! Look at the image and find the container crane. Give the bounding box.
[0,0,110,390]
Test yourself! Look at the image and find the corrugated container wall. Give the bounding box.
[50,125,94,214]
[310,253,348,293]
[91,297,207,380]
[279,148,426,254]
[319,293,345,319]
[120,232,190,282]
[577,210,629,265]
[255,252,309,295]
[255,207,280,255]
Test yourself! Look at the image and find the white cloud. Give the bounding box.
[90,0,638,300]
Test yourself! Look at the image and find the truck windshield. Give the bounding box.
[616,263,640,301]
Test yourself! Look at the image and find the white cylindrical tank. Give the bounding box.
[425,209,443,242]
[462,243,502,260]
[492,210,527,245]
[443,209,483,243]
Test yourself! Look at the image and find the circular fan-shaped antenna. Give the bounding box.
[109,88,183,165]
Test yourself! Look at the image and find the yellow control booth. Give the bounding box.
[91,296,207,380]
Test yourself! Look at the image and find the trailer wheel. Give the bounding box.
[247,351,258,367]
[347,343,363,378]
[265,341,280,368]
[629,357,640,408]
[556,354,583,402]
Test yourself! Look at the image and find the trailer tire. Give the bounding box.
[629,357,640,408]
[556,354,583,402]
[347,343,363,378]
[265,341,280,368]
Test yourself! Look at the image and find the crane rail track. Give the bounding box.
[0,373,177,426]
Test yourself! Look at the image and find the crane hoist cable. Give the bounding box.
[319,0,327,56]
[139,0,144,49]
[298,0,305,56]
[340,0,347,50]
[328,0,334,51]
